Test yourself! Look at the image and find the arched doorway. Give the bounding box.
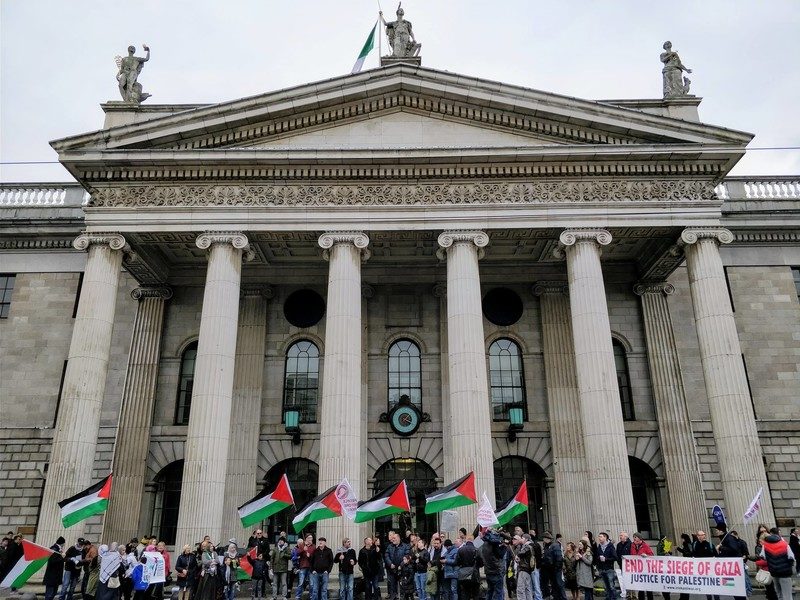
[493,456,549,534]
[373,459,438,542]
[151,460,183,545]
[264,458,319,542]
[629,457,662,538]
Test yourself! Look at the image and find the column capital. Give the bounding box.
[633,281,675,297]
[361,284,375,300]
[131,286,173,301]
[432,282,447,298]
[73,232,128,252]
[196,231,253,258]
[532,281,569,297]
[318,231,371,261]
[679,227,734,246]
[241,285,274,300]
[554,228,612,259]
[436,230,489,260]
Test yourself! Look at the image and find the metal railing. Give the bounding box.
[0,184,89,207]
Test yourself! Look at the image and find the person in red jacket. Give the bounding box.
[759,528,796,600]
[630,534,654,600]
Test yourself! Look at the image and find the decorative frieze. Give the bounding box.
[90,179,718,208]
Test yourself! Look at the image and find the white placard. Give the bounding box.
[143,551,166,584]
[336,478,359,521]
[440,510,459,533]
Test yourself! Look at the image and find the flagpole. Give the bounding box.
[376,0,383,64]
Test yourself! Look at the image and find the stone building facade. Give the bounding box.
[0,64,798,551]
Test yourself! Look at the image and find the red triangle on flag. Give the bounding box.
[515,482,528,506]
[321,488,343,515]
[22,540,54,562]
[455,471,477,502]
[387,481,411,512]
[272,474,295,505]
[98,474,113,499]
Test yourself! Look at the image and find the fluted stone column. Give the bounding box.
[36,233,127,546]
[315,232,370,544]
[103,286,172,542]
[174,232,251,549]
[433,283,454,483]
[680,228,775,541]
[221,287,271,543]
[533,282,592,542]
[437,231,495,522]
[556,229,636,533]
[634,281,707,538]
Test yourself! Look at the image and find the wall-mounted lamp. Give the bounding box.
[507,405,524,442]
[284,409,302,445]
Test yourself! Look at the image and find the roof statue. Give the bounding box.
[115,44,151,103]
[660,41,692,98]
[380,3,421,59]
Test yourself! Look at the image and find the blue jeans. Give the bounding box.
[599,570,618,600]
[386,570,399,600]
[295,569,310,600]
[310,571,328,600]
[532,570,543,600]
[226,583,237,600]
[441,577,458,600]
[338,573,353,600]
[486,573,504,600]
[414,572,427,600]
[365,575,380,600]
[60,571,79,600]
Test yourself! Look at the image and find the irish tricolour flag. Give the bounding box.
[0,540,53,589]
[355,481,410,523]
[495,481,528,526]
[238,474,294,528]
[292,486,343,533]
[351,20,378,74]
[424,472,477,514]
[58,474,112,528]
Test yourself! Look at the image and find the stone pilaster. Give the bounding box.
[221,286,272,543]
[36,233,127,546]
[680,227,775,541]
[103,285,172,542]
[315,232,370,544]
[634,281,707,538]
[437,231,495,523]
[174,232,251,549]
[433,283,453,483]
[556,228,636,533]
[533,282,592,542]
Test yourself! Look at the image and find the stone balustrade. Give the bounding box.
[0,184,89,207]
[715,176,800,200]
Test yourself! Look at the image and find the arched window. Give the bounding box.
[264,459,319,538]
[613,339,635,421]
[388,339,422,410]
[629,457,662,539]
[494,457,549,534]
[488,338,527,421]
[373,459,438,541]
[152,460,183,545]
[174,342,198,425]
[283,340,320,423]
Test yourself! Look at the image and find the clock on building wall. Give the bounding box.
[382,395,429,437]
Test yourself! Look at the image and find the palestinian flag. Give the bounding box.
[424,472,477,514]
[0,540,53,589]
[355,481,410,523]
[238,474,294,527]
[236,548,256,581]
[292,485,342,533]
[351,19,378,74]
[58,474,112,528]
[495,481,528,526]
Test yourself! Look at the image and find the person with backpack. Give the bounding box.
[456,536,480,600]
[514,535,535,600]
[130,557,149,600]
[480,530,511,600]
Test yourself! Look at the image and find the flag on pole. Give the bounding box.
[476,492,499,528]
[0,540,53,589]
[495,481,529,526]
[742,487,764,525]
[351,20,378,74]
[58,474,112,528]
[711,504,727,529]
[355,481,410,523]
[292,486,343,533]
[236,547,257,581]
[238,474,295,528]
[425,472,477,514]
[336,478,360,521]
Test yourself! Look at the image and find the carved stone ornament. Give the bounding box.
[532,282,568,297]
[432,283,447,298]
[436,230,489,260]
[679,227,734,246]
[553,228,612,259]
[318,231,371,262]
[73,232,128,252]
[241,285,274,300]
[90,180,718,208]
[195,231,254,261]
[633,281,675,296]
[131,286,173,301]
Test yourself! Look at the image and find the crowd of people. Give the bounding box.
[0,525,797,600]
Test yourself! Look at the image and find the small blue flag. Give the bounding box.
[711,504,727,528]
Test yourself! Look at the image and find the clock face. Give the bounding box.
[389,405,421,436]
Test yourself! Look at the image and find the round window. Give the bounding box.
[482,287,523,326]
[283,289,326,328]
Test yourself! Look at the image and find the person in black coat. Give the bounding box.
[358,538,381,600]
[44,537,67,600]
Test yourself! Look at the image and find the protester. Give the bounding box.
[789,527,800,577]
[540,532,566,600]
[563,542,578,600]
[310,537,334,600]
[440,539,459,600]
[675,534,692,558]
[335,538,357,600]
[630,534,654,600]
[481,529,510,600]
[82,539,99,600]
[131,557,149,600]
[514,534,534,600]
[575,538,594,600]
[44,537,67,600]
[384,531,410,600]
[195,541,220,600]
[596,532,618,600]
[295,535,315,600]
[412,538,430,600]
[221,544,240,600]
[456,535,479,600]
[271,536,291,600]
[358,537,381,600]
[760,528,796,600]
[399,555,416,600]
[754,528,778,600]
[175,545,197,600]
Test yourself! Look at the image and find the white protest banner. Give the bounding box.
[440,510,459,533]
[143,551,166,584]
[476,492,499,528]
[335,478,359,521]
[742,487,763,525]
[621,555,744,596]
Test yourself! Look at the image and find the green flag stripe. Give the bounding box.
[240,500,291,528]
[496,501,527,526]
[62,498,108,528]
[11,559,49,589]
[357,24,376,59]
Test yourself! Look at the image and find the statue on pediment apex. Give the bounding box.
[661,41,692,98]
[115,44,151,103]
[380,3,421,58]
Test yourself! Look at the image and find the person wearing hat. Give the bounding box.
[60,539,84,600]
[44,537,67,600]
[540,532,566,600]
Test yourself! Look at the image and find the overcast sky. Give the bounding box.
[2,0,799,182]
